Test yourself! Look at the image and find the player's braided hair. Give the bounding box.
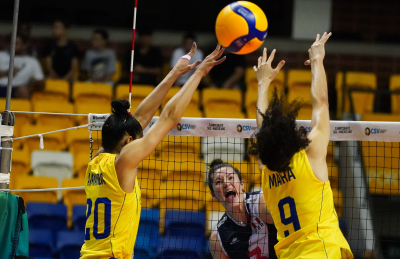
[102,99,143,152]
[207,159,243,195]
[249,88,310,173]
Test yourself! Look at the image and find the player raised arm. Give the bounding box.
[253,48,285,128]
[133,42,202,129]
[304,32,332,182]
[116,44,226,175]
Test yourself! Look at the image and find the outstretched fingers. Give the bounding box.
[320,32,332,44]
[189,60,202,69]
[212,55,226,66]
[261,47,268,64]
[275,60,285,71]
[267,49,276,64]
[188,42,197,57]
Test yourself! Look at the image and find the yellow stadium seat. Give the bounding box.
[362,142,399,195]
[74,152,90,178]
[361,113,400,122]
[75,101,110,125]
[245,90,257,119]
[202,88,242,115]
[129,99,160,116]
[389,74,400,114]
[161,160,204,180]
[161,87,200,110]
[332,188,344,218]
[0,98,31,138]
[62,178,86,227]
[337,72,377,115]
[115,84,154,101]
[326,156,339,189]
[296,105,313,120]
[31,79,70,104]
[287,69,311,89]
[181,108,203,118]
[67,127,91,156]
[72,82,113,104]
[161,135,201,154]
[205,110,245,119]
[9,147,31,190]
[21,124,65,152]
[14,175,58,204]
[112,60,122,83]
[33,100,74,129]
[336,72,344,119]
[137,166,162,208]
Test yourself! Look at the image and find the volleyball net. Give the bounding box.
[87,116,399,258]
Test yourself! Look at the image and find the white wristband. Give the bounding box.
[180,55,191,61]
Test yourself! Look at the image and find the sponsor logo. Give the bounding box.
[365,127,387,135]
[148,122,155,128]
[217,215,227,228]
[207,123,225,131]
[304,126,311,133]
[237,7,249,17]
[230,237,239,245]
[237,124,257,133]
[177,123,196,131]
[333,127,352,134]
[92,115,107,120]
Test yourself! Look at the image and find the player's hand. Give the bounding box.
[197,44,226,77]
[304,32,332,65]
[172,42,202,76]
[253,48,285,84]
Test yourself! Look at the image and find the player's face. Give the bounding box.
[212,167,244,208]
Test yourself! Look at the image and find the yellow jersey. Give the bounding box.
[262,149,353,259]
[80,153,141,259]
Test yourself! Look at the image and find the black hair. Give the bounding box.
[183,31,196,41]
[94,29,109,41]
[102,99,143,152]
[207,158,242,195]
[249,88,310,173]
[54,19,70,29]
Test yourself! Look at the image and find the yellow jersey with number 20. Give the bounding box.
[80,153,141,259]
[262,149,353,259]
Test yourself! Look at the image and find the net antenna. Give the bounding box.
[128,0,138,114]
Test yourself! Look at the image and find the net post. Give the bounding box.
[0,111,15,190]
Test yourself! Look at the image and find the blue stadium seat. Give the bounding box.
[138,208,159,237]
[57,231,84,259]
[157,236,203,259]
[164,210,206,238]
[27,203,67,240]
[29,229,53,258]
[72,205,87,232]
[134,235,159,259]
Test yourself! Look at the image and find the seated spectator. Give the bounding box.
[128,29,163,86]
[170,32,204,86]
[43,19,79,82]
[206,50,246,90]
[81,29,116,86]
[17,22,38,57]
[0,34,44,99]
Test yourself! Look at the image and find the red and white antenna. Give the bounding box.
[129,0,138,114]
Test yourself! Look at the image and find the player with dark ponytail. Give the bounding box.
[80,44,226,259]
[207,158,277,259]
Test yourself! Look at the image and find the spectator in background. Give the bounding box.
[0,34,44,99]
[43,19,79,82]
[81,29,116,86]
[17,22,38,57]
[170,32,204,86]
[206,50,246,90]
[129,29,163,86]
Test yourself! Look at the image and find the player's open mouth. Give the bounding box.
[225,190,237,200]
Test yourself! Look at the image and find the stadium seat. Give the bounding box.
[327,156,339,189]
[9,147,31,189]
[72,82,112,104]
[137,160,162,207]
[202,88,243,117]
[361,112,400,122]
[27,203,68,239]
[161,160,204,180]
[29,229,53,258]
[134,235,156,259]
[112,60,122,83]
[389,74,400,114]
[21,124,66,152]
[0,98,31,138]
[74,152,90,178]
[245,90,257,119]
[139,209,160,237]
[181,107,203,117]
[362,141,400,195]
[62,178,86,226]
[115,84,154,101]
[164,210,206,238]
[245,67,285,93]
[33,100,74,129]
[205,109,246,119]
[31,79,70,104]
[67,127,91,157]
[57,231,84,259]
[332,188,344,218]
[336,71,377,115]
[161,86,200,110]
[15,176,58,204]
[287,69,311,88]
[72,205,87,232]
[160,135,201,158]
[74,101,110,125]
[157,236,203,259]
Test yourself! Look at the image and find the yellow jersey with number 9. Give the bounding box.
[80,153,141,259]
[262,149,353,259]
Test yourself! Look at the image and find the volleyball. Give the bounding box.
[215,1,268,55]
